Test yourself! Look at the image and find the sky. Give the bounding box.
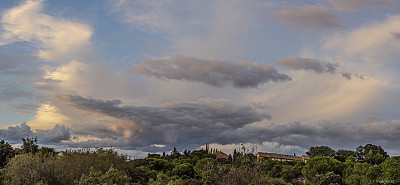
[0,0,400,157]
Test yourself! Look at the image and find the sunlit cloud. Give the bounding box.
[0,0,92,62]
[28,103,69,130]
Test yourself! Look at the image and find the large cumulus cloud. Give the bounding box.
[0,122,71,145]
[131,55,291,88]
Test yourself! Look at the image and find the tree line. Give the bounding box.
[0,137,399,184]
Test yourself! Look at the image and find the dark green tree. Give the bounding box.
[77,167,131,185]
[380,156,400,182]
[301,156,343,182]
[335,149,355,162]
[306,146,335,157]
[0,140,15,168]
[21,136,39,154]
[312,171,343,185]
[171,163,195,178]
[355,144,388,164]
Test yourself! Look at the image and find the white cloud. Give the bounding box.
[324,15,400,66]
[246,72,388,124]
[0,0,92,62]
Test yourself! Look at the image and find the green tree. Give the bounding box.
[380,156,400,182]
[343,155,371,185]
[146,158,174,172]
[77,167,131,185]
[301,156,343,182]
[0,139,15,168]
[21,136,39,154]
[355,144,388,164]
[365,165,382,182]
[306,146,335,157]
[171,163,195,178]
[312,171,342,185]
[1,153,53,184]
[335,149,355,162]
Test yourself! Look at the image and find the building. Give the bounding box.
[301,155,310,163]
[256,152,305,163]
[215,151,229,160]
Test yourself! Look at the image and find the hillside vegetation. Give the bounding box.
[0,138,398,184]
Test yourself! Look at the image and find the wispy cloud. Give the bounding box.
[271,5,342,30]
[0,0,92,62]
[276,57,337,74]
[328,0,400,12]
[131,55,291,88]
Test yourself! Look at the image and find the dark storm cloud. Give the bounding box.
[61,94,270,149]
[131,55,291,88]
[60,95,400,155]
[0,122,71,145]
[0,122,33,143]
[276,57,337,74]
[271,5,342,30]
[35,124,71,144]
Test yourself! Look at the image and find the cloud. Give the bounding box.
[207,119,400,155]
[0,53,40,71]
[3,118,400,156]
[131,55,291,88]
[60,94,269,148]
[0,122,71,145]
[6,103,39,114]
[0,122,33,143]
[0,0,92,62]
[324,15,400,66]
[28,103,70,130]
[246,72,388,124]
[110,0,177,34]
[271,5,342,29]
[35,124,71,144]
[0,83,33,102]
[276,57,337,74]
[328,0,400,12]
[342,73,352,80]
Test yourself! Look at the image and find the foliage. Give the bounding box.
[312,171,343,185]
[171,163,195,178]
[1,138,399,185]
[335,149,356,162]
[355,144,389,164]
[301,156,343,181]
[77,167,131,185]
[306,146,335,157]
[380,156,400,182]
[21,136,39,154]
[0,140,14,167]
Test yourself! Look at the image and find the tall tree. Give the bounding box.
[306,146,335,157]
[355,144,388,164]
[21,137,39,154]
[0,139,15,167]
[335,149,355,162]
